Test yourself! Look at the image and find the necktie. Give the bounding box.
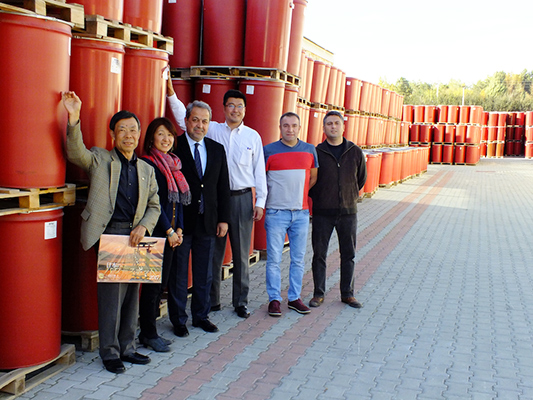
[194,143,204,214]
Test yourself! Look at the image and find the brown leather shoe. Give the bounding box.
[309,297,324,307]
[341,297,363,308]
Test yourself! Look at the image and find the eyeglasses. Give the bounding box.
[225,103,245,110]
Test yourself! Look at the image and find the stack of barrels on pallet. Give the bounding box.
[526,112,533,158]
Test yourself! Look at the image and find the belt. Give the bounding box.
[230,188,252,196]
[107,221,133,229]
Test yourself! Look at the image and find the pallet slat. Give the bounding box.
[0,184,76,216]
[0,0,84,28]
[189,66,300,86]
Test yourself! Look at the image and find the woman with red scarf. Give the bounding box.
[139,117,191,352]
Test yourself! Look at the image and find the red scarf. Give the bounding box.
[144,148,191,205]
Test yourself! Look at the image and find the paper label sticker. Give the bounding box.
[202,84,211,94]
[110,57,121,74]
[45,221,57,240]
[246,85,255,95]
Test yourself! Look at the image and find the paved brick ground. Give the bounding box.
[17,158,533,400]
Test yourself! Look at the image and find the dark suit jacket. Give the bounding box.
[174,133,231,236]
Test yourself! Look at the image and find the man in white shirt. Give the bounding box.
[167,82,267,319]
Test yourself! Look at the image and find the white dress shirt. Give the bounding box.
[168,93,267,209]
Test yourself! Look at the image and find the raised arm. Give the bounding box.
[62,91,82,126]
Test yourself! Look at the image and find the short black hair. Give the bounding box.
[279,112,300,125]
[109,110,140,131]
[223,89,246,107]
[323,110,344,127]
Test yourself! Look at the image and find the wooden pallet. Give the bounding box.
[61,330,99,352]
[190,66,300,86]
[0,344,75,398]
[222,251,261,280]
[0,0,84,29]
[74,14,174,53]
[0,184,76,216]
[170,68,191,79]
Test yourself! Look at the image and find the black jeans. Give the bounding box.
[311,213,358,299]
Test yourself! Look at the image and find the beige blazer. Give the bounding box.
[66,123,160,251]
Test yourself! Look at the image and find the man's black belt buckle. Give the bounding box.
[230,188,252,196]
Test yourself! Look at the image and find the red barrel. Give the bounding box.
[433,124,445,143]
[383,120,393,145]
[410,124,420,142]
[402,105,414,123]
[309,61,327,104]
[345,77,362,111]
[381,90,391,117]
[300,102,310,142]
[70,0,123,21]
[325,67,339,106]
[526,142,533,158]
[392,149,402,183]
[376,149,395,186]
[419,124,432,143]
[400,122,410,145]
[304,57,314,102]
[442,144,454,163]
[337,71,347,109]
[399,148,412,181]
[244,0,292,70]
[526,127,533,142]
[195,78,238,122]
[283,83,299,113]
[69,37,125,183]
[444,125,456,143]
[456,125,466,143]
[321,63,332,100]
[286,0,307,75]
[359,81,372,113]
[413,105,425,123]
[497,112,507,127]
[488,112,499,127]
[470,106,483,125]
[122,47,169,155]
[344,113,356,142]
[487,141,496,157]
[424,105,436,123]
[167,78,194,134]
[298,52,308,98]
[458,106,470,124]
[447,105,459,124]
[454,144,466,163]
[497,127,506,141]
[163,0,202,68]
[0,208,63,369]
[123,0,163,33]
[480,141,487,157]
[0,12,71,188]
[437,105,448,123]
[307,107,326,146]
[363,152,382,195]
[466,125,480,144]
[62,202,98,332]
[202,0,245,66]
[239,79,285,146]
[526,112,533,127]
[431,143,443,163]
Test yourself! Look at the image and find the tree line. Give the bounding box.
[379,70,533,112]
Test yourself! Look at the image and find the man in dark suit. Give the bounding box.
[169,100,231,336]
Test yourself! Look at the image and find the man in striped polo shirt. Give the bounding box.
[263,112,318,317]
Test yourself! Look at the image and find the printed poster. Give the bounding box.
[97,234,165,283]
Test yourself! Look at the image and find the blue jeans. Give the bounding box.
[265,209,310,302]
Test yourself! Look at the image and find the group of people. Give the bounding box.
[60,75,366,374]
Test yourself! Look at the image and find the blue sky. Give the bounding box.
[303,0,531,86]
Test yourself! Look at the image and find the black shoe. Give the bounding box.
[103,358,126,374]
[121,352,151,365]
[192,318,219,333]
[235,305,250,319]
[141,336,170,352]
[210,304,221,312]
[174,324,190,337]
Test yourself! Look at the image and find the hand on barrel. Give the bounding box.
[61,91,82,126]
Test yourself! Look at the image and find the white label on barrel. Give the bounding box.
[347,81,352,86]
[169,0,176,3]
[246,85,255,95]
[45,221,57,240]
[202,84,212,94]
[111,57,121,74]
[314,112,318,118]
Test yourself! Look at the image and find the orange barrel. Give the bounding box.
[399,148,412,180]
[480,141,487,157]
[123,0,163,33]
[69,0,123,21]
[376,149,395,186]
[283,83,299,113]
[381,90,391,117]
[244,0,292,70]
[195,78,238,122]
[445,125,456,143]
[483,111,490,126]
[202,0,245,66]
[526,127,533,142]
[392,149,402,183]
[431,143,443,163]
[413,105,425,123]
[516,112,525,127]
[366,117,378,147]
[420,146,430,171]
[454,144,466,163]
[297,51,308,98]
[337,71,347,109]
[455,125,466,143]
[424,105,436,123]
[359,81,372,113]
[372,84,383,114]
[433,124,445,143]
[470,106,483,125]
[309,61,327,104]
[0,208,63,369]
[442,144,454,163]
[304,56,315,101]
[222,236,233,265]
[497,112,507,127]
[525,142,533,158]
[486,141,496,157]
[62,201,98,332]
[496,126,506,141]
[488,112,499,127]
[68,37,125,184]
[488,125,497,141]
[122,47,169,155]
[466,125,480,144]
[437,105,448,123]
[400,122,410,145]
[167,78,194,134]
[325,66,339,106]
[458,105,470,124]
[383,120,393,145]
[358,115,370,146]
[286,0,307,75]
[409,124,420,142]
[306,107,326,146]
[526,112,533,127]
[0,12,70,189]
[447,105,459,124]
[402,105,414,123]
[321,63,332,101]
[163,0,202,68]
[300,102,311,142]
[419,124,432,143]
[496,141,505,157]
[362,151,382,195]
[481,126,488,142]
[239,79,285,146]
[345,77,362,111]
[352,114,362,145]
[344,113,356,142]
